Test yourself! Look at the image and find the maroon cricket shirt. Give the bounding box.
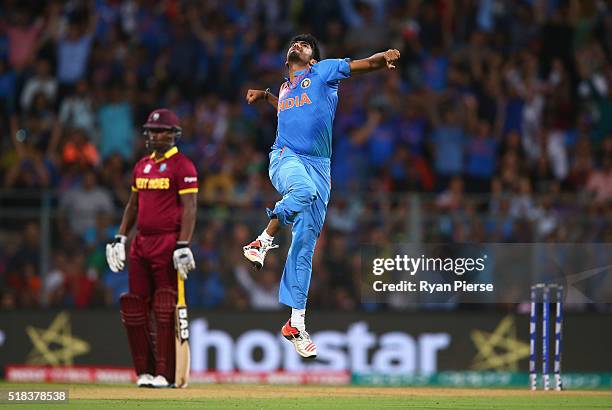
[131,146,198,235]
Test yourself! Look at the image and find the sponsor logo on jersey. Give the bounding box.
[300,78,311,89]
[159,163,167,172]
[135,177,170,190]
[143,164,152,174]
[184,176,197,183]
[278,93,312,112]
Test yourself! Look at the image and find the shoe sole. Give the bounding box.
[243,250,263,270]
[282,334,317,359]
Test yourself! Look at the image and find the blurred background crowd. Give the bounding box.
[0,0,610,310]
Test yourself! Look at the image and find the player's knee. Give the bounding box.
[153,288,177,324]
[295,181,317,205]
[120,293,148,326]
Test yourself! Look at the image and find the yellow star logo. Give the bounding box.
[470,315,530,371]
[26,312,90,366]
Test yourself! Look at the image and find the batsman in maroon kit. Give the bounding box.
[105,108,198,388]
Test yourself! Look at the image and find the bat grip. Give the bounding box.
[177,271,186,305]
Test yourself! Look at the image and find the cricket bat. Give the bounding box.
[175,272,190,388]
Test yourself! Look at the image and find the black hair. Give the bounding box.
[289,34,321,62]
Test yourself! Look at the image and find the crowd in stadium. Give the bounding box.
[0,0,610,309]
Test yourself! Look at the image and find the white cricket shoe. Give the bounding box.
[243,237,278,270]
[281,319,317,359]
[150,375,169,388]
[136,373,154,387]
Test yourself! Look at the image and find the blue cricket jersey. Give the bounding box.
[272,58,351,158]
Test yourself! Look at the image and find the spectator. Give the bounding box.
[436,176,465,212]
[510,177,536,219]
[3,8,45,72]
[465,120,498,192]
[20,59,57,112]
[54,2,97,88]
[0,58,16,116]
[58,169,114,237]
[97,83,134,159]
[233,255,281,310]
[344,1,388,57]
[58,79,96,139]
[184,243,226,309]
[3,140,50,189]
[429,104,466,189]
[327,197,362,233]
[43,251,67,306]
[48,252,103,308]
[586,156,612,204]
[4,222,42,306]
[61,127,100,169]
[23,91,56,151]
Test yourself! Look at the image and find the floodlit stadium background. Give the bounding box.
[0,0,610,388]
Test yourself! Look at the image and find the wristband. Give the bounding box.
[176,241,189,249]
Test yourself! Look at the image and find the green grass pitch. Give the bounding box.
[1,383,611,409]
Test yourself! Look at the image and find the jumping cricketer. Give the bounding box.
[243,34,400,358]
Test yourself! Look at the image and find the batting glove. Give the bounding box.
[106,234,127,272]
[173,242,195,280]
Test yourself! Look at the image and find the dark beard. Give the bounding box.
[287,50,302,63]
[145,138,174,152]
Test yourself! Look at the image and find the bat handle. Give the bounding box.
[177,271,186,305]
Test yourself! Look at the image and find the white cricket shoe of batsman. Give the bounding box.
[243,236,278,270]
[136,373,154,387]
[281,319,317,359]
[150,375,169,388]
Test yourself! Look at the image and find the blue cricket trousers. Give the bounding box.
[267,146,331,309]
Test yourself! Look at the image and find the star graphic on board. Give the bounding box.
[26,311,90,366]
[470,315,530,371]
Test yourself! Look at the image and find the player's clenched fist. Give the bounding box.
[383,49,401,69]
[246,89,265,104]
[173,242,195,280]
[106,234,127,272]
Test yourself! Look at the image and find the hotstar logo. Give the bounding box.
[26,312,90,366]
[470,316,529,371]
[190,319,450,375]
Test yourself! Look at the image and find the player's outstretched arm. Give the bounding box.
[349,49,401,75]
[246,88,278,109]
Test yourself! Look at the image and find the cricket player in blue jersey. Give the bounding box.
[244,34,400,358]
